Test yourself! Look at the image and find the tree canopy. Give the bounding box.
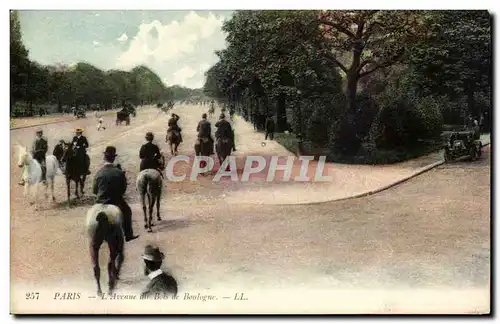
[203,10,492,163]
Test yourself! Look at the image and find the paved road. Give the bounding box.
[10,104,490,313]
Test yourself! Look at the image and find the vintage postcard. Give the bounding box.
[9,8,491,314]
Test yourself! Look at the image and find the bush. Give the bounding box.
[274,132,299,155]
[372,86,444,149]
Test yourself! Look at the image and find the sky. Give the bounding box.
[18,10,233,89]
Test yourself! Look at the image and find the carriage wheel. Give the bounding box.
[469,147,477,161]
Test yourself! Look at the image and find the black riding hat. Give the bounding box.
[103,146,117,158]
[202,113,207,119]
[142,245,165,262]
[220,113,226,119]
[145,132,154,140]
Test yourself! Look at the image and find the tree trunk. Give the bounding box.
[276,94,287,132]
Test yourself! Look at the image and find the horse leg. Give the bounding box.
[141,193,148,229]
[90,243,103,297]
[114,237,125,280]
[81,175,86,196]
[74,179,79,199]
[147,193,153,232]
[170,143,174,156]
[66,178,71,206]
[51,179,55,202]
[107,242,119,294]
[156,187,162,221]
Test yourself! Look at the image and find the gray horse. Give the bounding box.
[136,168,163,233]
[86,204,124,297]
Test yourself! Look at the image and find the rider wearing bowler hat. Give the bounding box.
[141,245,178,297]
[92,146,139,242]
[139,132,162,173]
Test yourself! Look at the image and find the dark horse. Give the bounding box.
[86,204,124,297]
[194,137,213,174]
[61,142,88,205]
[136,154,165,232]
[215,136,233,169]
[166,130,181,156]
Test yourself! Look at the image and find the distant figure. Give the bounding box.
[97,117,106,131]
[265,115,275,140]
[141,245,178,298]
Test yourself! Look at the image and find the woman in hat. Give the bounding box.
[72,128,90,175]
[141,245,178,297]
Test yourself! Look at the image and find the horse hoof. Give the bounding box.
[144,224,148,229]
[147,228,153,233]
[157,217,162,221]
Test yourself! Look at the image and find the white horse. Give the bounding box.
[16,145,59,208]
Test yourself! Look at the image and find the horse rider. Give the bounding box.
[93,146,139,242]
[139,132,163,176]
[167,113,183,143]
[215,113,236,152]
[19,129,48,185]
[196,113,214,155]
[53,139,65,163]
[72,128,91,175]
[141,245,178,298]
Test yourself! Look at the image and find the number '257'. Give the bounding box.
[26,292,39,300]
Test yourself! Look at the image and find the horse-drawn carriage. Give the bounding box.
[116,109,131,125]
[76,109,86,119]
[444,130,482,162]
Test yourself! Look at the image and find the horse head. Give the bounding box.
[17,145,29,168]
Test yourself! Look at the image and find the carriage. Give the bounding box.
[444,130,482,162]
[116,110,131,125]
[76,109,86,119]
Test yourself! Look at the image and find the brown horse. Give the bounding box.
[86,204,124,297]
[166,130,181,156]
[61,142,88,205]
[215,137,233,169]
[194,137,213,173]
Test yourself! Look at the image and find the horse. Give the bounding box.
[136,154,165,232]
[194,136,214,174]
[86,204,124,297]
[61,142,88,205]
[166,130,181,156]
[208,106,215,118]
[17,145,59,208]
[215,136,233,169]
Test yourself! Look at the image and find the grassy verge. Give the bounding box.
[275,131,443,165]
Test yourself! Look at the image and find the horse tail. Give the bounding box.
[96,212,109,234]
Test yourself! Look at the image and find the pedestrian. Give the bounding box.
[265,115,275,140]
[141,245,178,298]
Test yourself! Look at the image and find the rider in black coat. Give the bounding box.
[93,146,139,242]
[197,113,214,155]
[72,128,90,175]
[167,113,182,143]
[215,114,236,151]
[139,132,162,172]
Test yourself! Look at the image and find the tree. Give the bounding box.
[10,10,30,109]
[318,10,428,114]
[408,10,491,123]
